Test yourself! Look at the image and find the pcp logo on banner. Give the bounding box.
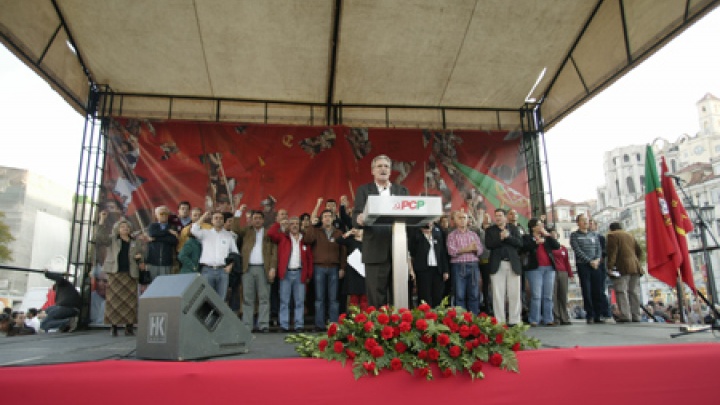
[147,312,168,344]
[392,200,425,210]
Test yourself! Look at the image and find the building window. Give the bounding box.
[636,153,641,162]
[626,177,636,194]
[623,154,630,163]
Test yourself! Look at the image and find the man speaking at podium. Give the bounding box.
[352,155,409,308]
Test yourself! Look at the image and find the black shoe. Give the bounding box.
[561,321,572,326]
[586,319,594,324]
[260,328,270,333]
[594,318,605,324]
[280,328,290,333]
[616,318,631,323]
[125,325,135,336]
[294,328,304,333]
[111,325,119,337]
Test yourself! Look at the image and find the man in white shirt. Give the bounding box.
[192,211,239,300]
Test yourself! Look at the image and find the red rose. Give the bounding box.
[425,312,438,321]
[399,322,411,333]
[364,338,378,351]
[418,303,431,312]
[491,317,498,325]
[395,342,408,354]
[393,327,400,338]
[463,312,473,322]
[495,333,504,344]
[471,360,483,373]
[512,342,521,352]
[450,323,460,333]
[428,348,439,361]
[470,324,481,337]
[437,333,450,346]
[441,368,453,378]
[338,313,347,322]
[449,346,461,358]
[420,334,433,344]
[363,361,375,372]
[381,326,394,340]
[418,350,428,360]
[472,338,480,348]
[355,313,368,323]
[364,321,375,332]
[319,339,329,352]
[417,367,430,378]
[503,324,509,330]
[333,341,344,353]
[347,334,356,342]
[328,323,338,337]
[447,308,457,319]
[391,314,400,323]
[415,319,428,331]
[365,306,376,313]
[478,334,490,344]
[371,346,384,358]
[459,325,471,338]
[346,349,356,359]
[377,313,390,325]
[464,341,474,351]
[443,316,453,327]
[479,312,488,318]
[398,307,409,314]
[391,358,402,371]
[401,312,413,323]
[490,353,503,367]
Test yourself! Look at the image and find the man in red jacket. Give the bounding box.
[268,216,313,332]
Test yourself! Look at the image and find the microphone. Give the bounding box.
[664,173,685,183]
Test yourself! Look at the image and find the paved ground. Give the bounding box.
[1,320,718,367]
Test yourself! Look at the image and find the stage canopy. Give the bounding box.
[1,0,718,130]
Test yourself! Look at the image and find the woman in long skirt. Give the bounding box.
[94,211,144,336]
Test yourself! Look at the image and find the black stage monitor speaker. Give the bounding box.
[136,273,252,360]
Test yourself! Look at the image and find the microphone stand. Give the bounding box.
[669,176,720,338]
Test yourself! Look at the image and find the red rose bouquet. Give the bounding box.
[286,302,541,380]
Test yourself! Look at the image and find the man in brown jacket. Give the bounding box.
[606,222,644,322]
[232,209,278,333]
[303,210,347,331]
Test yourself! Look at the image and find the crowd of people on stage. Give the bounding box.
[8,155,714,338]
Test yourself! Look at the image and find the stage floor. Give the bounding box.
[0,319,717,366]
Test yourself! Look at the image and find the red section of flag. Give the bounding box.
[661,157,696,292]
[643,146,681,288]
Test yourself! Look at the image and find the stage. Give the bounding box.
[1,321,718,404]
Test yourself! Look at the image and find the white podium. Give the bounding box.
[362,196,443,308]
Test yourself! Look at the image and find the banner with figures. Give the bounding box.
[100,118,530,228]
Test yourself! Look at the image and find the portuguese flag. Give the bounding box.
[644,145,681,288]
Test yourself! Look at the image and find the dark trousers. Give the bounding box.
[41,306,79,332]
[479,261,491,312]
[415,267,446,308]
[577,263,607,320]
[365,262,392,308]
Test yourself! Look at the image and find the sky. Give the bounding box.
[1,8,719,203]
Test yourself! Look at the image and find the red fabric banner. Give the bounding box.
[643,145,681,287]
[660,157,696,292]
[101,119,531,227]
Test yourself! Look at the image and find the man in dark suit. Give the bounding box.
[484,208,524,325]
[352,155,409,307]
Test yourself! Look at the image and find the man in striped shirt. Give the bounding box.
[446,211,484,314]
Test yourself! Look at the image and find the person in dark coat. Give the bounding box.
[408,222,450,308]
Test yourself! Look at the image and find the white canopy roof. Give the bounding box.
[1,0,718,130]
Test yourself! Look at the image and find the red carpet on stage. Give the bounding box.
[2,343,717,404]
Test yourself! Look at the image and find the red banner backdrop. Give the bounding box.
[101,118,530,227]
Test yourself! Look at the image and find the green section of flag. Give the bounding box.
[453,161,529,225]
